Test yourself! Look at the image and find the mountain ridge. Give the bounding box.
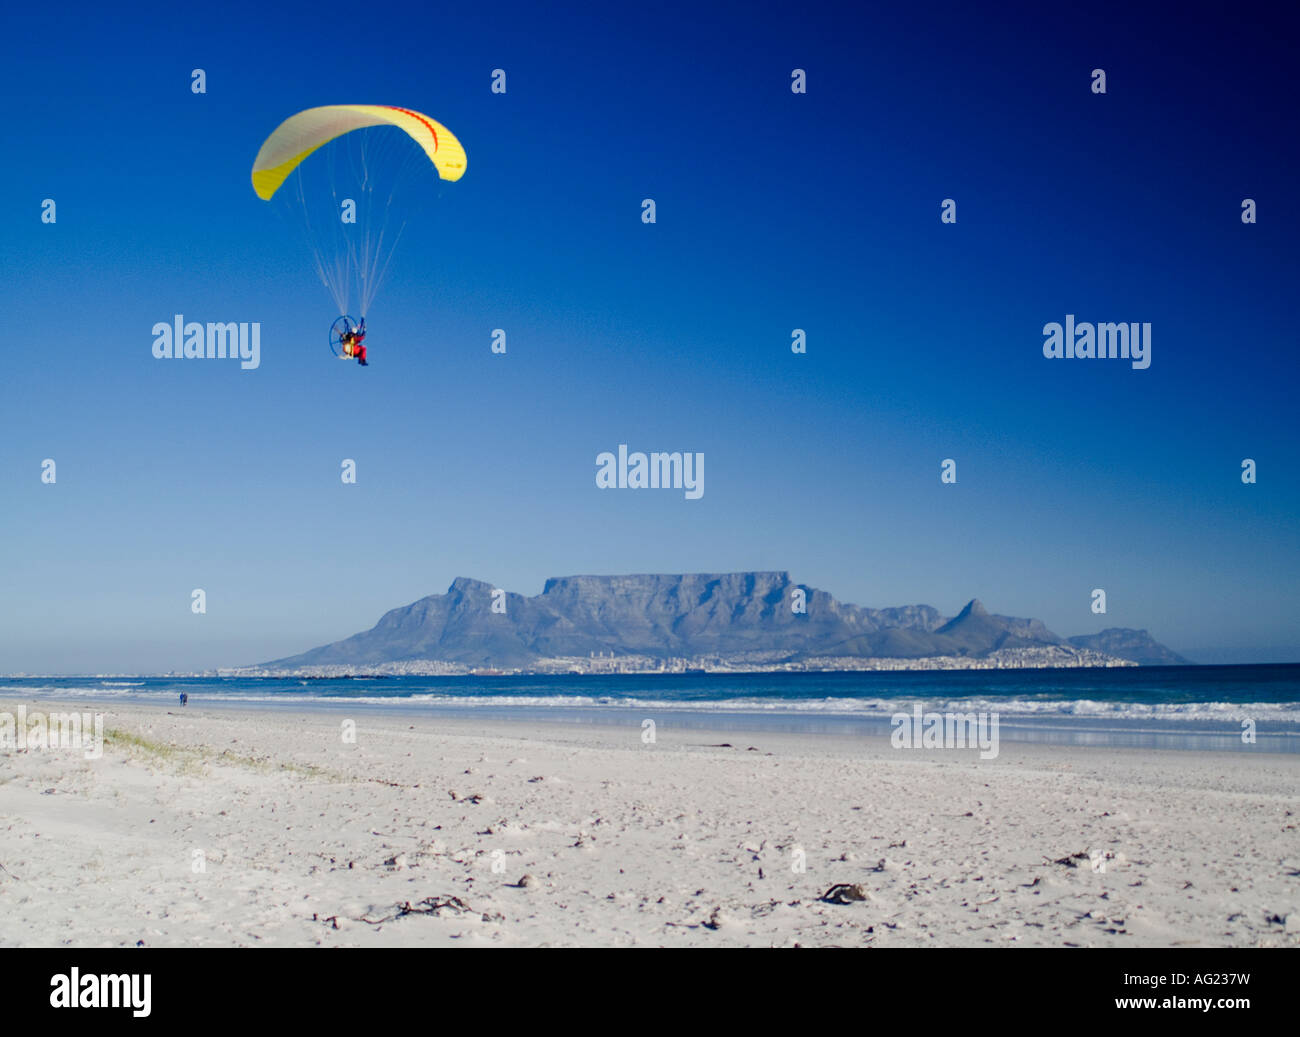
[257,572,1186,671]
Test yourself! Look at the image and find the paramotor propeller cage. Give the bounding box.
[329,315,358,358]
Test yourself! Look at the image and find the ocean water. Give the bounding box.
[4,665,1299,752]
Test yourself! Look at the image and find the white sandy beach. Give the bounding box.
[1,699,1297,947]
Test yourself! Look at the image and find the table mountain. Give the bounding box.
[260,572,1185,670]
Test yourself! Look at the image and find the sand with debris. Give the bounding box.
[1,700,1297,947]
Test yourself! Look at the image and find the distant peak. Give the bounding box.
[956,599,989,619]
[447,576,495,593]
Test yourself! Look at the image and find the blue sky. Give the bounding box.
[3,0,1297,672]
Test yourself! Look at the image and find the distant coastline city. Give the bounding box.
[227,644,1135,678]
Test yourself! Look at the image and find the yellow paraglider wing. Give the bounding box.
[251,104,467,201]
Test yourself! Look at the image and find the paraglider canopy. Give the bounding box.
[251,105,466,201]
[251,104,466,322]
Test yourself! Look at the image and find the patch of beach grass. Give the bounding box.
[104,728,340,782]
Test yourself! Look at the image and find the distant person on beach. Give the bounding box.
[179,692,188,707]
